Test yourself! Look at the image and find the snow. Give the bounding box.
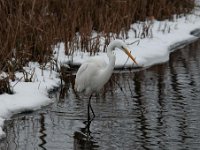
[1,2,200,139]
[0,62,60,138]
[62,17,200,68]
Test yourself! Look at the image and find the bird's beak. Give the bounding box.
[123,48,138,65]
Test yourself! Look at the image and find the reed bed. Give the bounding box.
[0,0,195,94]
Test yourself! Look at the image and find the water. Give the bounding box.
[1,39,200,150]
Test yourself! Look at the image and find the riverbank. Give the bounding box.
[1,2,200,139]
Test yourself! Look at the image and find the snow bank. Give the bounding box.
[0,62,60,139]
[57,15,200,68]
[1,2,200,139]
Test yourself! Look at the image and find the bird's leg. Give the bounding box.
[88,94,95,122]
[89,101,95,122]
[86,94,95,133]
[86,101,91,134]
[86,95,92,133]
[87,97,91,124]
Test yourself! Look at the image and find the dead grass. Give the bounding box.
[0,77,12,94]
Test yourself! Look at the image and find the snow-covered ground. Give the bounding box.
[0,63,60,138]
[0,1,200,139]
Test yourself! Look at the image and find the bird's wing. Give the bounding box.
[75,63,89,79]
[75,58,107,93]
[75,63,87,92]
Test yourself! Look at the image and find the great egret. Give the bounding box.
[75,39,137,129]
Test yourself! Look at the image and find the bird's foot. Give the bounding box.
[83,119,93,125]
[82,121,92,138]
[83,120,88,125]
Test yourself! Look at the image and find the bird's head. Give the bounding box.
[110,39,138,65]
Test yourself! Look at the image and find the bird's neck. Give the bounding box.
[106,48,116,74]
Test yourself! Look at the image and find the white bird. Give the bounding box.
[75,39,137,129]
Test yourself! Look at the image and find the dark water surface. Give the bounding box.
[1,39,200,150]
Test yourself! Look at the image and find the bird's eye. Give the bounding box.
[121,46,124,49]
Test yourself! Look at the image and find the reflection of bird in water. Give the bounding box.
[74,129,99,149]
[75,39,138,131]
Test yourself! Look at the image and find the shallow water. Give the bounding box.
[1,39,200,150]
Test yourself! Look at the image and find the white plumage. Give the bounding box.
[74,39,137,130]
[75,39,137,95]
[75,57,107,95]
